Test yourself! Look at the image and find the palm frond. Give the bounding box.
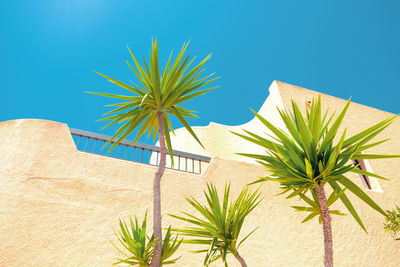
[170,183,262,265]
[112,213,182,266]
[384,205,400,241]
[234,96,399,230]
[88,39,218,155]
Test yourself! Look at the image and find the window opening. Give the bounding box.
[352,159,372,189]
[305,101,381,192]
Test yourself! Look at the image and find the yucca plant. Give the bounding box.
[384,205,400,241]
[170,183,262,267]
[233,96,399,267]
[113,213,182,266]
[87,39,218,266]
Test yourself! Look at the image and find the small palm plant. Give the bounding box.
[170,183,262,267]
[384,205,400,241]
[113,213,182,266]
[233,96,399,267]
[87,39,218,266]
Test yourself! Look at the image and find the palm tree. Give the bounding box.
[112,212,182,266]
[87,39,218,266]
[384,205,400,241]
[170,183,262,267]
[232,96,399,267]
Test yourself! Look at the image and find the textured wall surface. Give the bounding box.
[1,81,399,266]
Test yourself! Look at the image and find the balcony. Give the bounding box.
[70,128,211,174]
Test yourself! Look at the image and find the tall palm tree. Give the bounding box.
[87,39,218,266]
[233,96,399,267]
[170,183,262,267]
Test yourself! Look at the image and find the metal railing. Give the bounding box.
[69,128,211,174]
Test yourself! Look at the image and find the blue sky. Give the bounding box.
[1,0,399,144]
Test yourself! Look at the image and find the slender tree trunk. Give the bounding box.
[150,112,167,267]
[234,251,247,267]
[315,185,334,267]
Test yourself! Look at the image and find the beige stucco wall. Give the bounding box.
[1,81,399,266]
[162,81,288,164]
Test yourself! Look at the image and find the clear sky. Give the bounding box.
[1,0,399,144]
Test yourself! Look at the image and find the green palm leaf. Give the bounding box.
[112,213,182,266]
[87,38,219,155]
[169,183,262,266]
[234,96,399,230]
[384,205,400,241]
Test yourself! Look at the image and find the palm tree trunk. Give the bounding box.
[150,112,167,267]
[234,252,247,267]
[315,185,334,267]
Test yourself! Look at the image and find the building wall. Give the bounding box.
[0,81,399,266]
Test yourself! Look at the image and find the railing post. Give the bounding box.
[92,139,97,152]
[101,141,105,154]
[84,138,89,151]
[156,151,159,166]
[69,128,210,174]
[199,160,201,174]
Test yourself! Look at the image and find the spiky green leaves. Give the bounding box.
[384,205,400,241]
[112,213,182,266]
[291,188,347,224]
[169,183,262,266]
[233,96,399,230]
[86,39,218,157]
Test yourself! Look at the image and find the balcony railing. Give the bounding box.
[69,128,211,174]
